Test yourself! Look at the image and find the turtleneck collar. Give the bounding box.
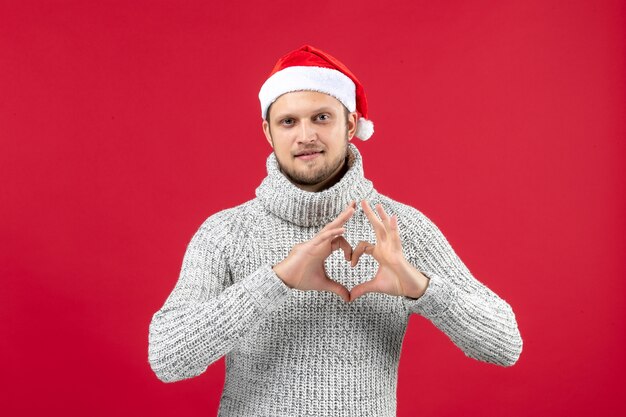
[255,142,376,227]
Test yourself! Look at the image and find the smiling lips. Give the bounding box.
[295,150,323,160]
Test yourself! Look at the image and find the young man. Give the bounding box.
[148,45,523,417]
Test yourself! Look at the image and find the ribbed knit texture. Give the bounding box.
[148,143,523,416]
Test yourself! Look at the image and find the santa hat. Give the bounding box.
[258,44,374,141]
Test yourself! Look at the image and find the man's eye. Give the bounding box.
[317,114,329,121]
[281,119,293,126]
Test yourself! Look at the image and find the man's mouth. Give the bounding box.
[295,150,323,160]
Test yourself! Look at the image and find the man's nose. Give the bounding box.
[298,120,317,142]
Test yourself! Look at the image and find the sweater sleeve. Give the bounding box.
[148,212,292,383]
[400,209,523,367]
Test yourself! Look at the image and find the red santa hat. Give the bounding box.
[258,44,374,141]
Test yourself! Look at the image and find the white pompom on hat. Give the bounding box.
[258,44,374,141]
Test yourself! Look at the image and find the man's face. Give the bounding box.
[262,90,358,192]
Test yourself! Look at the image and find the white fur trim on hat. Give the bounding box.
[259,66,356,119]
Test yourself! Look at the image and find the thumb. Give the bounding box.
[321,277,351,303]
[350,279,378,302]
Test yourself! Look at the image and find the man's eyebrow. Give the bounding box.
[274,107,336,120]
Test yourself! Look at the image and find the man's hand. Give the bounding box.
[349,200,430,302]
[272,201,357,303]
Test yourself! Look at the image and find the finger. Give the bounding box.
[375,203,391,230]
[330,235,353,262]
[322,203,355,232]
[389,214,402,245]
[314,227,345,245]
[361,200,386,241]
[378,212,403,250]
[390,214,398,232]
[349,279,378,302]
[322,278,351,303]
[351,240,375,267]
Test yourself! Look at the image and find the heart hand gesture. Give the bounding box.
[272,199,429,303]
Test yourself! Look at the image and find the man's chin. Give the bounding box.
[284,169,328,186]
[291,174,326,186]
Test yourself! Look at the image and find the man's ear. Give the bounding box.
[262,119,273,148]
[347,111,358,141]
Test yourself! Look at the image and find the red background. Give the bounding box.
[1,0,624,416]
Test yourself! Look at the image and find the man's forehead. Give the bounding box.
[271,91,344,116]
[273,105,339,117]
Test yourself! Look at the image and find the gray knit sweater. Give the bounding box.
[148,143,523,416]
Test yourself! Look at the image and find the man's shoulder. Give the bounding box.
[197,198,260,232]
[184,199,261,256]
[375,192,439,241]
[376,192,429,223]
